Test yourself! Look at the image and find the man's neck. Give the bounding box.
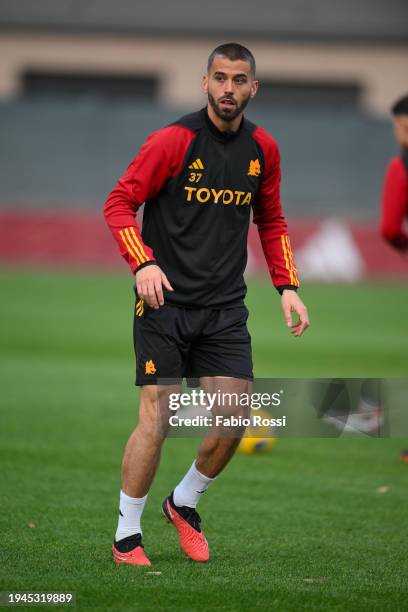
[206,103,243,133]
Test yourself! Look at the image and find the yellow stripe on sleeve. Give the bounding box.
[120,230,140,266]
[130,227,150,263]
[285,236,300,287]
[281,234,294,285]
[124,228,146,264]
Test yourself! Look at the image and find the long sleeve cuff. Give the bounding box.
[133,260,157,274]
[276,284,299,295]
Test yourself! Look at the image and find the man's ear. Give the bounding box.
[202,74,209,94]
[250,80,259,99]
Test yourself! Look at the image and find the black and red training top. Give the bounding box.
[104,107,299,308]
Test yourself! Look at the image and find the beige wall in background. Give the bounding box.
[0,33,407,116]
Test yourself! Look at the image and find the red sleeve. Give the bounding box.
[380,157,408,252]
[252,126,300,289]
[104,125,195,273]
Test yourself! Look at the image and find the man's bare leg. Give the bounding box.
[195,436,242,478]
[196,376,250,477]
[163,377,250,562]
[121,385,166,497]
[114,384,178,548]
[173,377,251,504]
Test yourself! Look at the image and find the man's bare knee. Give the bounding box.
[137,384,180,442]
[136,385,165,443]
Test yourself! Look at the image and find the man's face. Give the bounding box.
[202,56,259,123]
[393,115,408,148]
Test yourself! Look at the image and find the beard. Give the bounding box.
[208,91,251,124]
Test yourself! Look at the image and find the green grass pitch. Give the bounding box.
[1,268,408,611]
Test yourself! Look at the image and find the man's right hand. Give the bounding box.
[135,264,174,309]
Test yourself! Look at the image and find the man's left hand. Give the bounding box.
[281,290,310,337]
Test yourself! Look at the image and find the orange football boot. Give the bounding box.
[162,492,209,562]
[112,533,151,566]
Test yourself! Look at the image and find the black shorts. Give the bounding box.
[133,299,253,385]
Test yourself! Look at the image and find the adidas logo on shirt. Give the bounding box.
[188,158,205,170]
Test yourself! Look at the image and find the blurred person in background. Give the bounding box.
[380,94,408,253]
[104,42,309,566]
[379,94,408,464]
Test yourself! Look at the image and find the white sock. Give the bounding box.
[173,461,215,508]
[115,490,147,542]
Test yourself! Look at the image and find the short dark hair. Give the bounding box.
[207,43,256,77]
[392,95,408,116]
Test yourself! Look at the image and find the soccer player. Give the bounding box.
[380,94,408,252]
[104,42,309,566]
[379,94,408,465]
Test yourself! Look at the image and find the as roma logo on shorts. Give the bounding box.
[145,360,156,375]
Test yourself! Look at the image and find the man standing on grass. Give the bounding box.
[104,42,309,566]
[379,94,408,465]
[380,94,408,252]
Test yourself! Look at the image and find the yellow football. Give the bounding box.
[237,409,278,455]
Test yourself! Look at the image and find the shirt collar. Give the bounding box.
[202,107,243,142]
